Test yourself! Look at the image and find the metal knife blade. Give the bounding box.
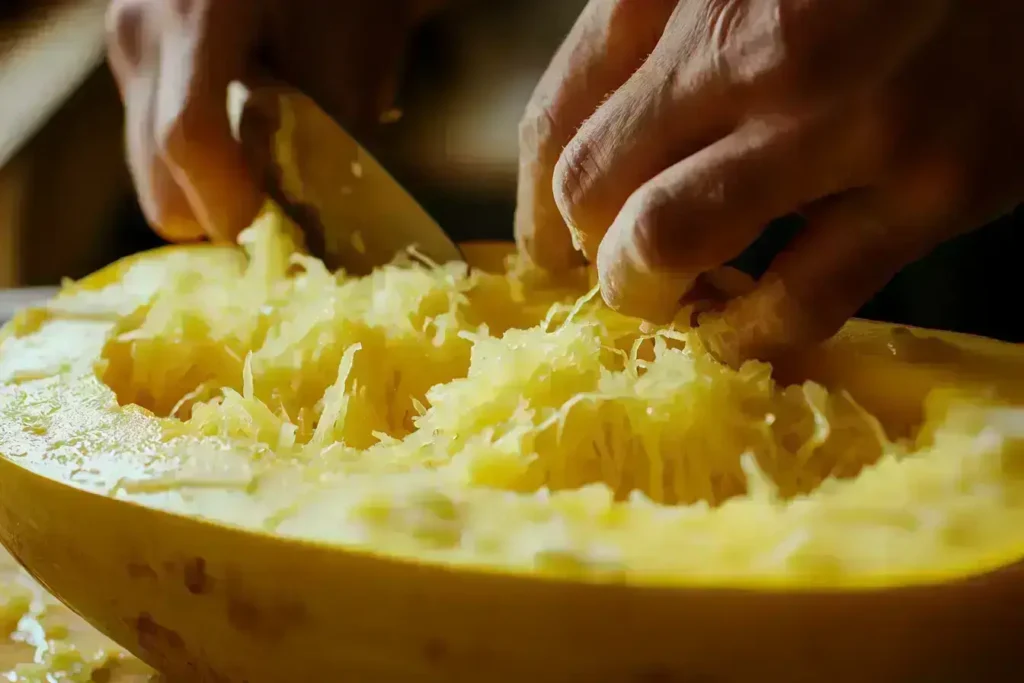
[230,81,462,275]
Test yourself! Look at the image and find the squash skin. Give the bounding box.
[2,460,1024,683]
[0,243,1022,682]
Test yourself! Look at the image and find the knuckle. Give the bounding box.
[625,186,675,267]
[553,136,604,220]
[703,0,787,92]
[626,179,733,272]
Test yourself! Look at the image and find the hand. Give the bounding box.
[106,0,438,243]
[515,0,1024,363]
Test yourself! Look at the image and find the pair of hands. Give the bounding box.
[107,0,1024,363]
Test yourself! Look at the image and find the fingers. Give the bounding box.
[596,108,880,322]
[515,0,677,270]
[107,0,263,243]
[154,0,263,243]
[107,0,201,241]
[551,1,743,262]
[123,73,204,242]
[549,0,950,264]
[700,188,947,366]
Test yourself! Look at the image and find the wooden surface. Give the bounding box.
[0,0,130,289]
[0,58,131,289]
[0,548,157,680]
[13,65,132,287]
[0,151,27,288]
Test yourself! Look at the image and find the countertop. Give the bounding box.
[0,547,156,681]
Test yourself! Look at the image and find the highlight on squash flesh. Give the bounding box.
[1,201,1023,588]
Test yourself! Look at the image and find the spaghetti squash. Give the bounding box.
[0,203,1022,587]
[1,203,1024,682]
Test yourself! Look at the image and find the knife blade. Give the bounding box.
[229,80,462,275]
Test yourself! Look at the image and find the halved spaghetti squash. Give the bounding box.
[0,204,1022,682]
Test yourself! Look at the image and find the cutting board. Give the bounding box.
[0,548,156,680]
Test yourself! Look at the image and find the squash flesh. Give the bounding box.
[0,205,1023,590]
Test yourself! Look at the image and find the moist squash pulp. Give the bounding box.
[0,204,1022,682]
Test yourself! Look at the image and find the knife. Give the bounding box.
[228,80,463,275]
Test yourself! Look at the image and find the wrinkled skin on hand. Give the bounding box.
[516,0,1024,363]
[106,0,438,244]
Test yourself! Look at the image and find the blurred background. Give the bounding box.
[0,0,1021,342]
